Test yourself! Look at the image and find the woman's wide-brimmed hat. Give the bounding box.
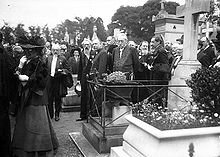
[18,35,45,50]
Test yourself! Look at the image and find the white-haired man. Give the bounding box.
[76,38,93,121]
[112,33,140,79]
[46,43,69,121]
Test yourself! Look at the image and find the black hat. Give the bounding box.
[18,35,45,50]
[21,44,44,49]
[71,47,81,53]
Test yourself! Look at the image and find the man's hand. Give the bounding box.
[18,56,27,68]
[147,64,153,70]
[18,75,29,81]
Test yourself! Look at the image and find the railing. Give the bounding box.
[87,80,189,138]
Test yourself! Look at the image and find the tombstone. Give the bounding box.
[168,0,211,111]
[152,0,184,44]
[91,25,99,42]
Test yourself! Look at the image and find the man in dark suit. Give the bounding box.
[112,33,140,103]
[68,47,80,74]
[77,39,94,121]
[46,44,69,121]
[90,39,108,78]
[112,33,140,78]
[149,35,170,108]
[89,39,108,116]
[105,36,117,73]
[197,36,216,68]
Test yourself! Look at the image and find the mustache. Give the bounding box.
[85,47,90,50]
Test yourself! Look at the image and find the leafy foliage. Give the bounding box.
[0,24,15,45]
[186,67,220,114]
[14,24,28,43]
[50,17,107,44]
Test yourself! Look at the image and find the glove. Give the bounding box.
[18,75,29,81]
[18,56,27,68]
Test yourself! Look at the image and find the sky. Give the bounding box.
[0,0,185,29]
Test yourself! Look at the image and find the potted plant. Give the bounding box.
[110,68,220,157]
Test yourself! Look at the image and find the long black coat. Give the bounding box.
[77,52,93,119]
[151,45,169,81]
[0,43,15,157]
[90,49,108,78]
[0,44,15,98]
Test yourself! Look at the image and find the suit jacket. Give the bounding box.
[46,54,69,97]
[77,52,93,81]
[151,45,169,80]
[197,46,216,68]
[112,45,140,75]
[46,54,69,77]
[68,56,79,74]
[90,49,108,78]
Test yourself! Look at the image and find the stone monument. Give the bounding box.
[152,0,184,44]
[168,0,211,110]
[92,25,99,42]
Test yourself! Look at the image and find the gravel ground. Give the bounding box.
[52,112,83,157]
[10,111,84,157]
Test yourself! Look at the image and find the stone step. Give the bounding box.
[61,105,80,112]
[82,122,124,153]
[69,132,109,157]
[110,146,131,157]
[62,93,81,112]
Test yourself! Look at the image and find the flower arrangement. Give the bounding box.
[104,71,127,83]
[132,101,220,130]
[131,67,220,130]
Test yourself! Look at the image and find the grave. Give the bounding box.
[109,0,212,156]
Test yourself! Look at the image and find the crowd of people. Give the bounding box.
[1,28,220,156]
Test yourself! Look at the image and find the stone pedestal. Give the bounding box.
[82,120,128,153]
[82,105,132,153]
[168,60,200,111]
[112,106,132,125]
[62,74,81,112]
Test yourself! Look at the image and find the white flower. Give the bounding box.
[156,116,162,121]
[214,113,219,118]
